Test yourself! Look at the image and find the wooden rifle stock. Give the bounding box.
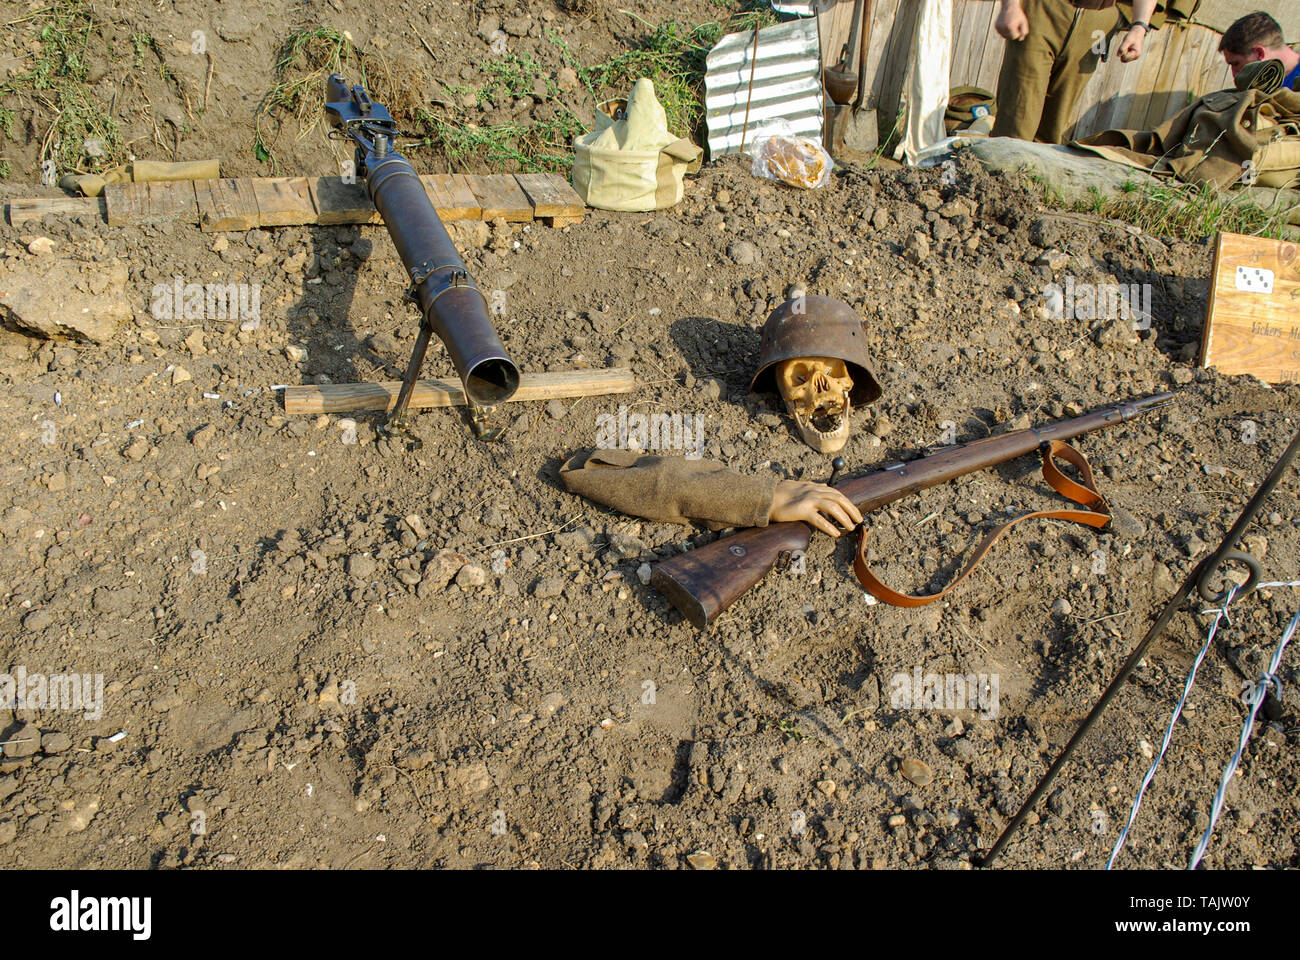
[651,393,1174,628]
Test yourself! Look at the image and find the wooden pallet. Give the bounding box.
[6,173,585,230]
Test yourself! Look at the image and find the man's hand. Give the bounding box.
[995,0,1029,41]
[770,480,863,538]
[1117,25,1147,62]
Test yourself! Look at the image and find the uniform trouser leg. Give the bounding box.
[993,0,1064,141]
[992,0,1120,144]
[1037,6,1121,143]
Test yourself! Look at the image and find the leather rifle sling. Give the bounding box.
[853,441,1112,607]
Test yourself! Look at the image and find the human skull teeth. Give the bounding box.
[776,356,854,454]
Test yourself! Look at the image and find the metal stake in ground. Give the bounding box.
[980,426,1300,868]
[738,25,761,155]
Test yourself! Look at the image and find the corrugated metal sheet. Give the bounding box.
[705,17,824,158]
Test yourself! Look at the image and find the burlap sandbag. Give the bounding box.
[572,78,701,211]
[1255,111,1300,188]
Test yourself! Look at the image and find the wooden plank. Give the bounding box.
[514,173,584,219]
[1195,33,1233,98]
[308,176,382,225]
[1185,26,1212,99]
[862,0,903,111]
[104,180,199,227]
[1188,23,1232,104]
[1188,27,1222,103]
[1200,231,1300,384]
[195,178,261,232]
[819,0,856,64]
[466,174,534,222]
[1073,14,1144,136]
[251,176,317,227]
[1145,26,1190,132]
[8,195,106,227]
[948,0,978,86]
[1132,25,1175,131]
[950,0,983,85]
[972,2,1007,95]
[420,174,481,221]
[284,367,637,415]
[876,0,919,131]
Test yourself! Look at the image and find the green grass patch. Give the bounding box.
[256,3,780,174]
[0,0,124,178]
[253,26,375,169]
[563,5,778,140]
[1085,180,1294,242]
[414,112,586,173]
[418,4,777,172]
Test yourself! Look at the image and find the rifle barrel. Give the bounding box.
[839,392,1173,512]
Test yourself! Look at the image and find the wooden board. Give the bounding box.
[284,367,637,415]
[11,173,583,231]
[466,174,533,222]
[309,176,382,225]
[513,173,584,219]
[8,195,106,226]
[1201,231,1300,384]
[195,178,261,232]
[251,177,317,227]
[104,180,199,227]
[973,1,1008,95]
[420,174,481,221]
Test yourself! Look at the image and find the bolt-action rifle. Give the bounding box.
[652,393,1175,628]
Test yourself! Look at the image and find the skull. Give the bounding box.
[775,356,854,453]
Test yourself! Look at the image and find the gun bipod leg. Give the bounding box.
[384,320,435,446]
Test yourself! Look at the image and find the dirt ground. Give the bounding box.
[0,1,1298,871]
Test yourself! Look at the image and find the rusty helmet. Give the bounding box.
[749,295,882,404]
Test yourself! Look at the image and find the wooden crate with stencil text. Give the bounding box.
[1201,231,1300,384]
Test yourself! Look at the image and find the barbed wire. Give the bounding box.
[1105,580,1300,870]
[1190,592,1300,869]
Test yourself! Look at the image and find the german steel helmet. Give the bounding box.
[749,295,882,404]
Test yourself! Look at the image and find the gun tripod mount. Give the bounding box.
[325,73,519,444]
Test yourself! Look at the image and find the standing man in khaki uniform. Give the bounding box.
[992,0,1158,143]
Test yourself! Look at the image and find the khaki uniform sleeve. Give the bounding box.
[560,449,778,530]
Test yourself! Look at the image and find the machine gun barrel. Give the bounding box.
[325,74,519,436]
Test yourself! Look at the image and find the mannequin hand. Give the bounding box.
[770,480,863,537]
